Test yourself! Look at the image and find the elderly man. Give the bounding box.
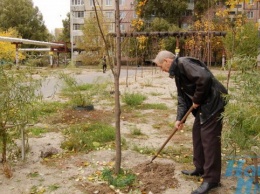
[153,50,228,194]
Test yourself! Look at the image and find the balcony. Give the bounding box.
[72,17,84,24]
[71,5,85,11]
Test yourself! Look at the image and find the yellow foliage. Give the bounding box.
[131,18,144,30]
[0,28,25,62]
[136,35,147,50]
[134,0,148,28]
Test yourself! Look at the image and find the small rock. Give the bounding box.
[40,147,59,158]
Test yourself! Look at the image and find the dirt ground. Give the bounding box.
[0,67,244,194]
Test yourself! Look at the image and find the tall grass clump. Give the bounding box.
[223,56,260,154]
[122,92,146,106]
[61,122,115,152]
[101,168,136,188]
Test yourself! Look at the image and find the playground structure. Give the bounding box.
[0,36,69,68]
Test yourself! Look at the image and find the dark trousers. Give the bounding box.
[192,110,223,183]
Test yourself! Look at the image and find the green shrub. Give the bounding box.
[223,70,260,152]
[122,92,146,106]
[61,123,115,152]
[101,168,136,188]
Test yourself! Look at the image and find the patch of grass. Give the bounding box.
[32,101,67,120]
[48,184,60,191]
[215,74,227,83]
[169,91,178,100]
[122,92,146,106]
[101,168,136,188]
[30,185,46,194]
[149,92,162,96]
[28,127,48,137]
[132,145,155,155]
[140,103,168,110]
[142,79,153,87]
[27,171,40,178]
[130,127,143,136]
[61,122,115,152]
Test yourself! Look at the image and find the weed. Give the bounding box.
[27,171,40,178]
[149,92,162,96]
[101,168,136,188]
[169,91,178,100]
[61,122,115,152]
[48,184,60,191]
[28,127,48,137]
[59,73,108,107]
[141,103,168,110]
[132,145,155,155]
[32,101,67,119]
[130,127,143,136]
[142,79,153,87]
[122,92,146,106]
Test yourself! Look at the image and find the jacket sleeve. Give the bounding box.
[180,59,212,104]
[175,77,192,121]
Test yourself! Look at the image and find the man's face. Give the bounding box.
[157,58,172,72]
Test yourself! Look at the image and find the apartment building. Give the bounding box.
[70,0,135,46]
[70,0,136,61]
[227,0,260,23]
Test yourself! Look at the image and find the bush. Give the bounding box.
[61,123,115,152]
[122,92,146,106]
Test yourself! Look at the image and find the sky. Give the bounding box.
[32,0,70,33]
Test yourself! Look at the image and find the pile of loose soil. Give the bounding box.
[133,162,178,194]
[80,162,178,194]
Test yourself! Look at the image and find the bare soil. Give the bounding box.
[0,68,241,194]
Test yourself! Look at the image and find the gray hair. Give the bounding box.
[153,50,175,64]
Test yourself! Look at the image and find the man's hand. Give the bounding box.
[175,121,184,130]
[193,103,200,109]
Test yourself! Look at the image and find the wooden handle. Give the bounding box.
[150,106,194,163]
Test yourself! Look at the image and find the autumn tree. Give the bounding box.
[58,13,70,43]
[77,12,109,65]
[136,0,188,27]
[0,29,25,62]
[0,0,50,41]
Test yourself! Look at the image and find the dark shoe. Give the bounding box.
[191,182,220,194]
[181,169,204,176]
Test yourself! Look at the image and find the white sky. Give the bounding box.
[32,0,70,33]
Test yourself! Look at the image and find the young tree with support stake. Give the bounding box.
[91,0,122,174]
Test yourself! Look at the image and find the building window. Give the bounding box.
[72,0,84,5]
[73,36,82,44]
[119,0,125,5]
[249,0,254,5]
[120,11,126,19]
[120,24,125,32]
[247,11,254,19]
[89,12,95,18]
[73,24,83,30]
[133,12,138,18]
[108,24,113,32]
[74,11,85,18]
[105,0,112,6]
[105,12,113,19]
[90,0,94,6]
[235,4,242,8]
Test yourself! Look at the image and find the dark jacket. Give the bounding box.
[169,57,228,124]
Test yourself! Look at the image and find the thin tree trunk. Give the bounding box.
[2,129,7,163]
[114,0,122,174]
